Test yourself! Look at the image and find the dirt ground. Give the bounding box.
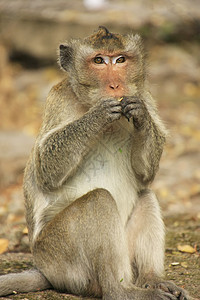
[0,0,200,299]
[0,214,199,300]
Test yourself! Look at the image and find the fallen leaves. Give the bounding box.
[177,245,196,254]
[170,261,188,268]
[23,227,28,234]
[180,262,188,268]
[0,238,9,254]
[171,262,180,266]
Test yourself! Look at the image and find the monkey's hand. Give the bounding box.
[121,96,147,129]
[92,98,122,125]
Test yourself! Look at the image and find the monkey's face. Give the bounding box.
[87,51,129,99]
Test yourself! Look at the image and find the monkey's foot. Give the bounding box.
[104,288,181,300]
[143,280,189,300]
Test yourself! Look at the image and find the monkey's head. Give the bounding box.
[59,26,146,107]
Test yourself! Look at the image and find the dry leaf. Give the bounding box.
[23,227,28,234]
[171,262,180,266]
[177,245,196,254]
[181,262,188,268]
[0,238,9,254]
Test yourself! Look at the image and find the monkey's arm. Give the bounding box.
[122,93,167,187]
[35,95,121,192]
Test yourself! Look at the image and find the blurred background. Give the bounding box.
[0,0,199,299]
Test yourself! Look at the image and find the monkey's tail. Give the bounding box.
[0,269,51,296]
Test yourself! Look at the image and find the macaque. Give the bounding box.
[0,27,189,300]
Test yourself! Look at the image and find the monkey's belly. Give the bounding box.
[64,147,138,227]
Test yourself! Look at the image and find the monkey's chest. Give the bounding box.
[65,131,137,226]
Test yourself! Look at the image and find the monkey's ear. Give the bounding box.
[59,44,74,71]
[133,34,144,50]
[133,34,142,43]
[125,33,144,53]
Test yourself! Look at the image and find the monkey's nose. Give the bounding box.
[109,83,119,90]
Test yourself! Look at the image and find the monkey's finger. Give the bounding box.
[157,283,170,293]
[123,103,141,115]
[159,291,178,300]
[100,99,121,112]
[158,282,188,300]
[125,109,142,121]
[179,293,189,300]
[121,99,138,109]
[167,285,186,299]
[104,99,122,107]
[110,105,122,113]
[109,112,122,122]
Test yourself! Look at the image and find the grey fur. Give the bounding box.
[0,28,189,299]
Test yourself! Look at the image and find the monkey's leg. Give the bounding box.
[33,189,175,300]
[126,189,189,300]
[33,188,131,297]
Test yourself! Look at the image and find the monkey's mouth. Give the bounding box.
[105,90,125,99]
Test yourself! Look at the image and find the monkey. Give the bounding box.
[0,26,189,300]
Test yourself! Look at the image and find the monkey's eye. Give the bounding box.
[94,57,104,64]
[116,56,126,63]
